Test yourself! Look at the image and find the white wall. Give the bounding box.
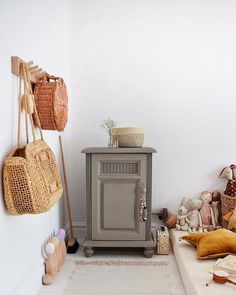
[70,0,236,224]
[0,1,71,294]
[1,0,236,293]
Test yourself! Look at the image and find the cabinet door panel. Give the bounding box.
[92,154,146,241]
[102,181,136,229]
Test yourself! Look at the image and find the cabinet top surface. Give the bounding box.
[81,147,157,154]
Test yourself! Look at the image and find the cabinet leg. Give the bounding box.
[144,247,154,258]
[83,247,94,257]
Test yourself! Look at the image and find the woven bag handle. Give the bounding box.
[17,64,23,147]
[17,63,44,147]
[38,73,64,84]
[18,63,34,147]
[22,64,36,142]
[23,64,44,141]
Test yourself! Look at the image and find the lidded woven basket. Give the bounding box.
[112,127,144,147]
[34,74,68,131]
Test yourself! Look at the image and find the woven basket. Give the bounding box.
[221,193,236,228]
[112,127,144,147]
[3,63,63,215]
[34,74,68,131]
[4,140,63,214]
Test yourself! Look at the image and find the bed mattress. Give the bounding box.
[170,229,236,295]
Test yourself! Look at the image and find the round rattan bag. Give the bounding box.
[34,74,68,131]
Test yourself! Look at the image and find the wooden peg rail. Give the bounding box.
[11,56,47,83]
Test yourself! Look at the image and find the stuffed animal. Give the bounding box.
[224,208,236,231]
[227,209,236,231]
[176,197,191,231]
[212,190,222,225]
[230,164,236,179]
[219,166,233,180]
[212,190,221,201]
[219,166,236,197]
[199,191,215,231]
[211,201,221,229]
[187,199,203,233]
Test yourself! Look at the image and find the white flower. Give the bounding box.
[101,118,117,134]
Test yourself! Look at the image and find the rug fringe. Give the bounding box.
[75,260,168,267]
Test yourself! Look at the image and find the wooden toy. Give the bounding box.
[42,229,67,285]
[58,229,67,262]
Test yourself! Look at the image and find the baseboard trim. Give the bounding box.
[65,217,158,242]
[65,221,86,240]
[12,258,44,295]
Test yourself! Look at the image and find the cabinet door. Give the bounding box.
[92,154,146,240]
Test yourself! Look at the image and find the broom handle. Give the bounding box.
[59,135,74,239]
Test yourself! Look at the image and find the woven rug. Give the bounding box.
[64,259,171,295]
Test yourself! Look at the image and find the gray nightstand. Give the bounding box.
[82,147,156,258]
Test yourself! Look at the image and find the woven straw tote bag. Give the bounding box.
[3,63,63,215]
[34,74,68,131]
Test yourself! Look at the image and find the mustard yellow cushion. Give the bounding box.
[180,229,236,260]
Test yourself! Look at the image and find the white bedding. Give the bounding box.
[170,229,236,295]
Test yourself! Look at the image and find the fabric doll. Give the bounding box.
[219,166,236,197]
[211,201,220,228]
[212,190,222,226]
[199,191,215,231]
[187,199,203,233]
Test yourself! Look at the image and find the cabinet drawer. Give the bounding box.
[93,154,146,178]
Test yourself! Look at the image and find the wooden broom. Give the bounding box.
[59,135,79,253]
